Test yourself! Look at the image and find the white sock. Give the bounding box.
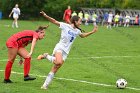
[114,24,116,27]
[42,72,54,87]
[93,22,96,26]
[124,24,126,27]
[15,21,18,28]
[44,55,56,63]
[107,25,108,28]
[12,22,15,28]
[109,25,111,28]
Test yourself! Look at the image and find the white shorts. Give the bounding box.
[13,14,19,19]
[84,18,88,20]
[52,46,68,61]
[92,18,96,21]
[125,19,130,23]
[108,19,112,23]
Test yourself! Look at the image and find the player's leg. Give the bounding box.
[85,19,88,25]
[14,17,18,28]
[12,18,15,28]
[94,21,97,26]
[124,20,127,27]
[18,47,36,81]
[127,21,129,27]
[101,19,104,26]
[110,22,112,28]
[67,18,71,24]
[116,21,119,27]
[107,21,109,28]
[114,21,116,27]
[4,48,18,83]
[41,50,64,89]
[37,53,56,63]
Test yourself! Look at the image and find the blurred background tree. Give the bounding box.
[0,0,140,20]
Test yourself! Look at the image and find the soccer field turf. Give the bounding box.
[0,20,140,93]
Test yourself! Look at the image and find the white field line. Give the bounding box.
[0,70,140,91]
[68,55,140,59]
[0,59,19,62]
[0,55,140,62]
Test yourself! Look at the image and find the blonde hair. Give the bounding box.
[15,4,18,8]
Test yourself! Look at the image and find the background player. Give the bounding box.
[124,14,131,27]
[38,11,98,90]
[9,4,20,28]
[63,6,72,24]
[113,13,120,27]
[107,11,113,29]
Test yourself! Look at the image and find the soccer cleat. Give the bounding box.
[43,53,48,58]
[24,75,36,81]
[37,53,48,60]
[41,86,48,90]
[3,79,13,83]
[18,60,24,66]
[37,55,44,60]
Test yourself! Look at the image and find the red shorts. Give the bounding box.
[64,18,70,23]
[6,38,24,49]
[6,37,27,49]
[6,40,18,48]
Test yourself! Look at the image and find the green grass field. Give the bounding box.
[0,20,140,93]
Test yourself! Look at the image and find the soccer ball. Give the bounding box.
[116,79,127,89]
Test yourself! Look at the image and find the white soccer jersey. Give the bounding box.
[125,15,130,22]
[108,14,113,22]
[12,8,20,18]
[54,22,82,54]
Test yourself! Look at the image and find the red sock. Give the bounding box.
[5,61,13,80]
[24,57,31,77]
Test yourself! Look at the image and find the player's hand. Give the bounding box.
[9,14,11,18]
[27,52,32,58]
[92,26,98,33]
[37,55,44,60]
[40,11,46,16]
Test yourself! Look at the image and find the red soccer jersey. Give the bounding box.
[6,30,39,48]
[64,9,72,21]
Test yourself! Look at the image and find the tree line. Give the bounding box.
[0,0,140,20]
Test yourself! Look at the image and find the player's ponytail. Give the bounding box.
[36,25,49,32]
[71,16,85,32]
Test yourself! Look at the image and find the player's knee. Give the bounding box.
[55,59,63,66]
[8,57,16,62]
[24,57,31,61]
[8,59,15,62]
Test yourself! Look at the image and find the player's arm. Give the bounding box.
[9,9,13,17]
[19,9,21,15]
[27,38,37,57]
[63,10,66,20]
[79,26,98,38]
[40,11,60,27]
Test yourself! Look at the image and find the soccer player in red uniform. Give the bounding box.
[63,6,72,24]
[4,26,48,83]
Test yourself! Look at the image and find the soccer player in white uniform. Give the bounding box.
[107,11,113,29]
[37,11,98,90]
[9,4,20,28]
[92,12,98,26]
[124,15,131,27]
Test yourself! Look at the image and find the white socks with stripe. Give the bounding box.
[44,54,56,63]
[42,72,54,88]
